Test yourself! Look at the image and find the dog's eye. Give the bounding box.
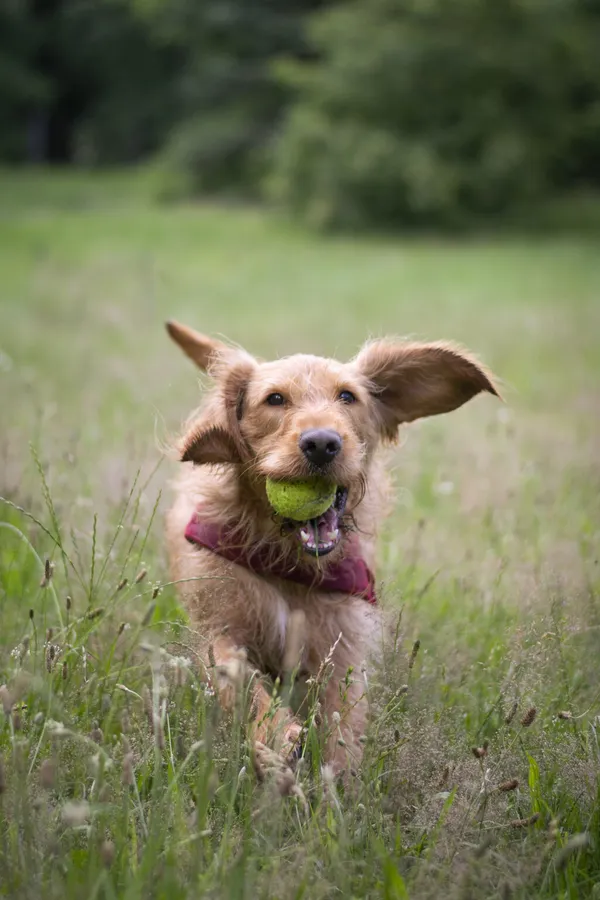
[265,392,286,406]
[338,390,356,404]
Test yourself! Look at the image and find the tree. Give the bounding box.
[147,0,326,194]
[270,0,600,229]
[0,0,181,164]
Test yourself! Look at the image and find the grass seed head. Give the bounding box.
[409,639,421,669]
[40,758,56,789]
[153,714,165,750]
[0,685,12,716]
[117,578,128,591]
[135,568,148,584]
[86,607,104,621]
[122,752,135,786]
[101,839,115,869]
[520,707,537,727]
[40,559,54,587]
[498,778,519,792]
[61,800,90,827]
[510,813,540,828]
[141,685,153,726]
[558,710,573,720]
[90,724,104,744]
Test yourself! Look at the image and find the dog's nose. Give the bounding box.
[299,429,342,467]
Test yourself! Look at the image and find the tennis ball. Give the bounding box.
[265,477,336,521]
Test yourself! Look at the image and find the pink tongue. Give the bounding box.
[316,506,339,543]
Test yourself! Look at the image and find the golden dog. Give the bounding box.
[165,321,498,773]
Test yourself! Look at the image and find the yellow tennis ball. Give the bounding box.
[265,477,336,521]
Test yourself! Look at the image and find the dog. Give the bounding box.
[165,321,498,773]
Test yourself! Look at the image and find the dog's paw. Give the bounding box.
[252,740,307,809]
[281,719,304,764]
[253,708,303,760]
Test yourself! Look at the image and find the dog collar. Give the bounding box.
[184,513,377,604]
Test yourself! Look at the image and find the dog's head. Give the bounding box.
[167,321,499,560]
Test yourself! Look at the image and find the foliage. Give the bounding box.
[270,0,600,229]
[0,0,181,163]
[143,0,325,195]
[2,0,600,224]
[0,0,50,160]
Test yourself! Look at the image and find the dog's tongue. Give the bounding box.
[297,502,341,554]
[315,506,339,543]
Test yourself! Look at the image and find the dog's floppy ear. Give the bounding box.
[181,426,241,465]
[354,339,499,440]
[180,357,256,465]
[166,320,227,372]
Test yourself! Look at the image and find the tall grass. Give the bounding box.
[1,171,599,898]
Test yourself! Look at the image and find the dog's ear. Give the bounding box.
[353,339,499,439]
[166,320,228,372]
[181,426,241,465]
[180,357,256,464]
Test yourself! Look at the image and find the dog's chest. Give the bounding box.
[253,580,378,677]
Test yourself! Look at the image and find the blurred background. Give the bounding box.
[2,0,600,229]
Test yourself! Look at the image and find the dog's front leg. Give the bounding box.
[210,636,302,761]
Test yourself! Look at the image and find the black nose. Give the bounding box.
[299,429,342,467]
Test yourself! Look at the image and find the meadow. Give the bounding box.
[0,170,599,899]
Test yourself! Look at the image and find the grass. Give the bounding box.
[0,168,599,899]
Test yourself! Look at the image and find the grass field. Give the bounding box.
[0,169,599,899]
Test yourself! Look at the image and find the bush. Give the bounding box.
[160,109,269,197]
[270,0,600,230]
[149,0,324,197]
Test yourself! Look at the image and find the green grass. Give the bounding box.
[1,169,599,899]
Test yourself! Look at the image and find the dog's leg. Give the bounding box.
[210,636,302,761]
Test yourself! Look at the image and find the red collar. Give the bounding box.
[184,512,377,604]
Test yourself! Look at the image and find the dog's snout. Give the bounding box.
[299,429,342,467]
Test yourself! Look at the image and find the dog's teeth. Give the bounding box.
[326,530,339,541]
[300,530,310,543]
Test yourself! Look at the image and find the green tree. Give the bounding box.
[0,0,181,164]
[0,1,50,160]
[148,0,326,194]
[270,0,600,229]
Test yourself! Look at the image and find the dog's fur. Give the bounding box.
[165,321,498,772]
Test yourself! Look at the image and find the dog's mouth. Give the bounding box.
[288,487,348,558]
